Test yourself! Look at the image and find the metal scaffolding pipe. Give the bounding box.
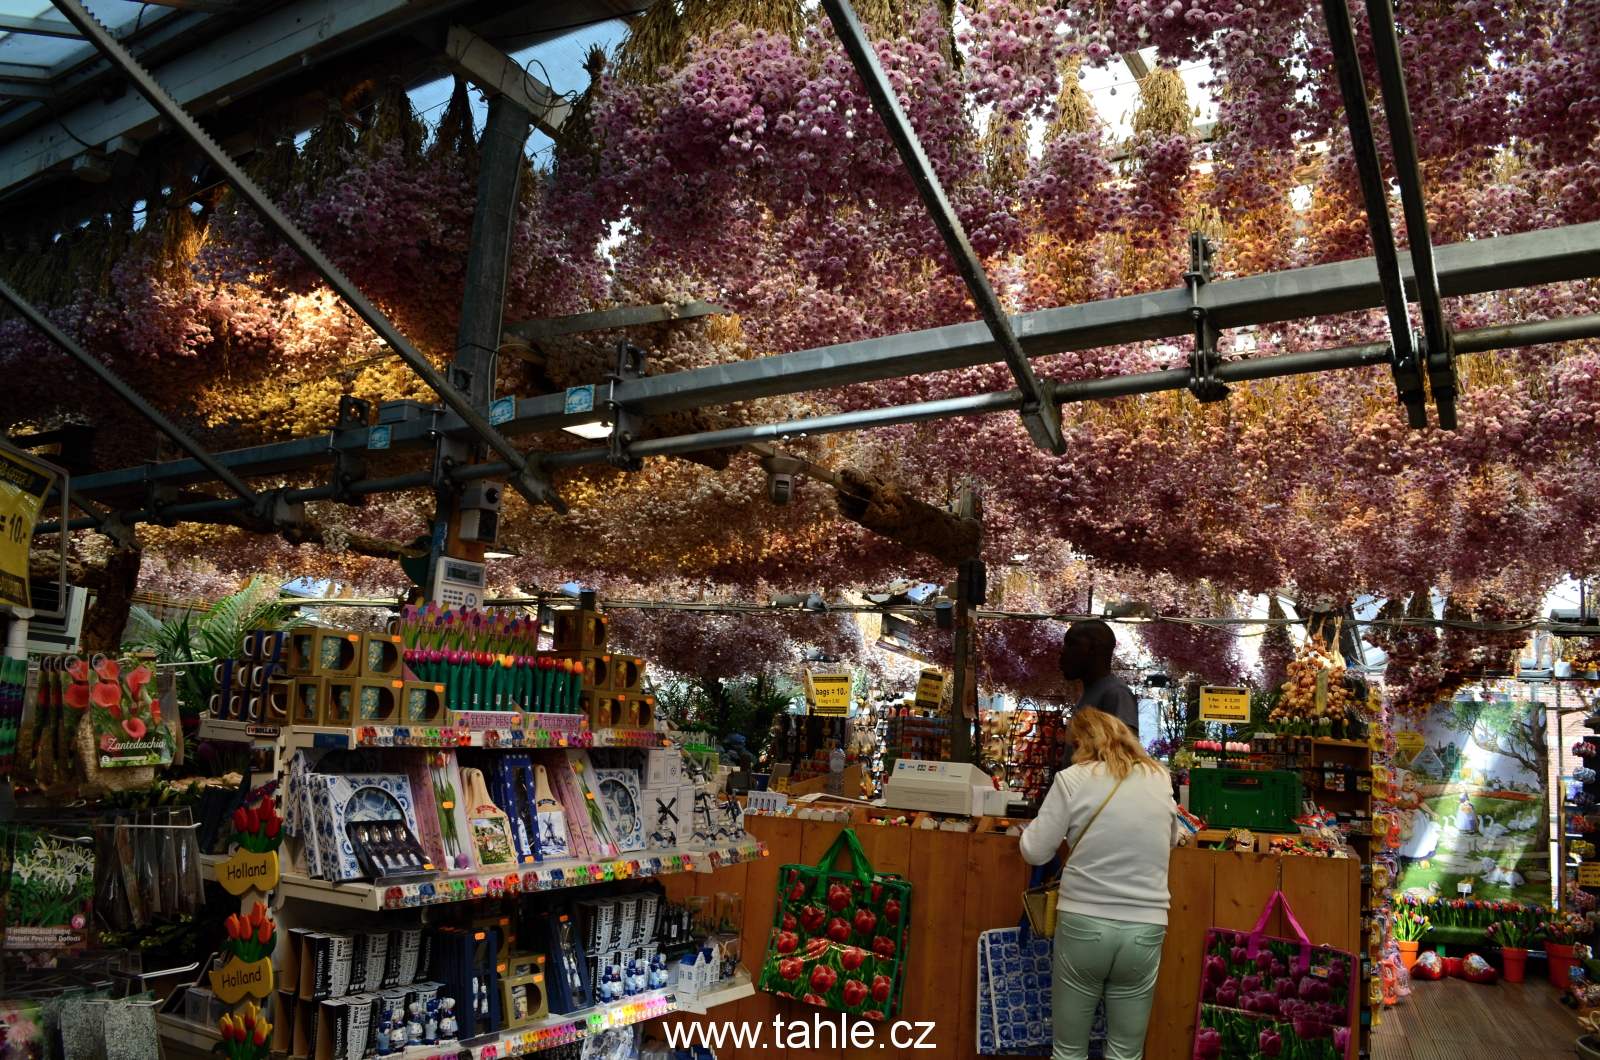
[48,0,567,513]
[0,274,259,502]
[820,0,1064,454]
[1320,0,1425,427]
[1363,0,1456,428]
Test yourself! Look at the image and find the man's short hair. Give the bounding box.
[1064,619,1116,659]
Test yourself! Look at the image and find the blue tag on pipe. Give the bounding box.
[489,395,515,425]
[564,385,595,415]
[367,425,391,450]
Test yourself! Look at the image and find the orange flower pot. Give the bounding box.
[1501,946,1528,983]
[1548,943,1578,990]
[1397,939,1420,971]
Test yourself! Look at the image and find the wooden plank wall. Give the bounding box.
[653,821,1358,1060]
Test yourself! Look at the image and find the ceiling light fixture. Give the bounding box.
[562,420,612,440]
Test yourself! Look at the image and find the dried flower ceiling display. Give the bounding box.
[7,0,1600,687]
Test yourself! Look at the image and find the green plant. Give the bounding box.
[1486,919,1527,949]
[124,577,292,716]
[1393,908,1431,942]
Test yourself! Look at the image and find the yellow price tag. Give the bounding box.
[1199,686,1251,724]
[809,673,852,716]
[1578,862,1600,888]
[914,669,946,711]
[0,443,55,609]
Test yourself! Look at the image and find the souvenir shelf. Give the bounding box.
[673,966,756,1015]
[456,986,678,1058]
[213,839,765,912]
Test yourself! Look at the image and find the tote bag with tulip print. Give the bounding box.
[1193,891,1356,1060]
[759,828,911,1020]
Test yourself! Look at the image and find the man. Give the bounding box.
[1058,618,1140,740]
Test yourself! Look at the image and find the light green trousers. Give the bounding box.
[1053,911,1167,1060]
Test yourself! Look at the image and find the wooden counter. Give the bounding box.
[659,815,1360,1060]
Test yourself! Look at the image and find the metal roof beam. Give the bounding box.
[820,0,1064,454]
[49,217,1600,503]
[443,24,572,138]
[1322,0,1426,428]
[35,308,1600,536]
[0,0,475,197]
[503,300,726,343]
[0,273,258,503]
[49,0,567,514]
[0,14,82,39]
[1363,0,1456,429]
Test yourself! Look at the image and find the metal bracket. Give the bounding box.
[1427,337,1460,431]
[1184,233,1229,403]
[252,487,306,532]
[98,511,137,549]
[1390,332,1428,429]
[145,460,180,527]
[604,341,649,472]
[330,396,371,506]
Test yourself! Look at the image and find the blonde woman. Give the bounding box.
[1020,708,1182,1060]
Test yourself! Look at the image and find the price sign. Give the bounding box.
[1199,686,1251,724]
[1394,731,1426,757]
[914,669,946,711]
[0,442,55,609]
[1578,862,1600,888]
[809,673,852,716]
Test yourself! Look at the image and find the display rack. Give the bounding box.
[455,987,678,1058]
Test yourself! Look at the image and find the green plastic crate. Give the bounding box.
[1188,768,1301,832]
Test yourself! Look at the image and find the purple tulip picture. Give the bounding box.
[1194,1027,1222,1060]
[1259,1029,1283,1058]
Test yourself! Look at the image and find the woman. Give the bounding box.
[1020,708,1181,1060]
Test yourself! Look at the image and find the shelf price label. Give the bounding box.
[1579,862,1600,888]
[1199,686,1251,724]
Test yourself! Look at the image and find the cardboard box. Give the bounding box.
[361,633,404,679]
[400,682,445,724]
[644,749,683,788]
[324,679,357,727]
[611,654,647,694]
[641,787,684,850]
[355,679,403,723]
[288,627,363,679]
[291,677,328,727]
[551,609,607,651]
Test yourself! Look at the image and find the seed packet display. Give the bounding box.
[592,768,646,853]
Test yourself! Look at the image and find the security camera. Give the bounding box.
[759,455,806,506]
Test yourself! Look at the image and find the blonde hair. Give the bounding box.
[1069,708,1166,779]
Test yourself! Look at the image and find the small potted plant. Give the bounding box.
[1541,916,1589,990]
[1486,920,1529,982]
[1393,907,1431,970]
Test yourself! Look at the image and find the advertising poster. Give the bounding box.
[1391,700,1550,904]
